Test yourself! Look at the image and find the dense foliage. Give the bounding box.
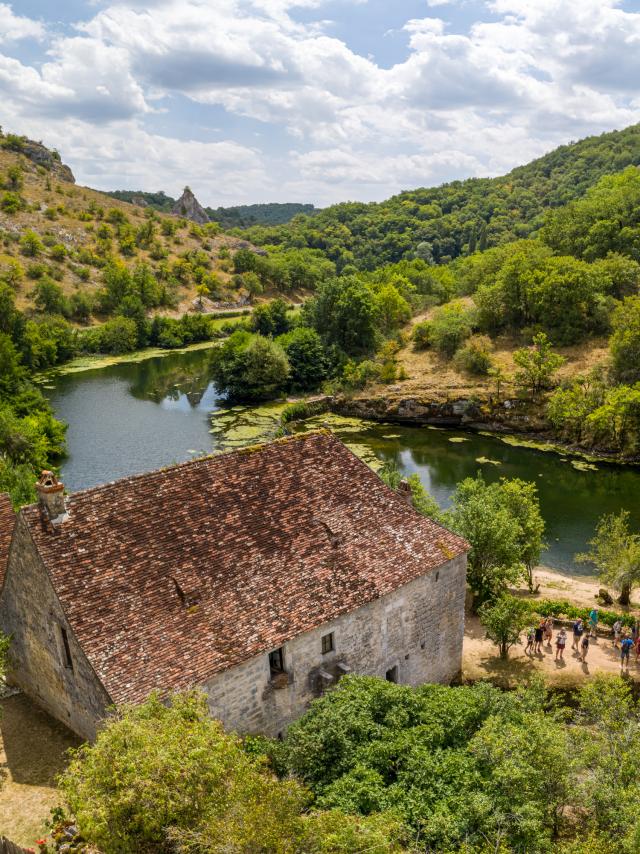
[208,202,317,229]
[0,283,66,505]
[271,674,640,854]
[60,691,407,854]
[241,124,640,270]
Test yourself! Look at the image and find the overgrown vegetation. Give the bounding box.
[58,691,407,854]
[54,675,640,854]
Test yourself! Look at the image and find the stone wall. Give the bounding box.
[0,516,111,740]
[202,552,467,736]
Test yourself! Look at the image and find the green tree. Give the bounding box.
[373,283,411,334]
[500,478,546,592]
[513,333,565,398]
[20,229,44,257]
[277,326,327,391]
[211,331,290,400]
[378,464,442,521]
[576,511,640,606]
[610,295,640,384]
[306,277,377,356]
[97,317,138,355]
[60,690,403,854]
[60,691,301,854]
[447,474,524,609]
[31,277,68,316]
[429,300,475,356]
[478,594,530,659]
[585,384,640,455]
[252,298,291,337]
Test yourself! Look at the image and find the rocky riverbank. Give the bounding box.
[327,391,640,464]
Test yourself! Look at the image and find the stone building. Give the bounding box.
[0,493,15,592]
[0,432,468,741]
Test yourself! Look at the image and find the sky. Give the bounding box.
[1,0,640,208]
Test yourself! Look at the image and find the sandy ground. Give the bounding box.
[0,693,79,846]
[463,566,640,689]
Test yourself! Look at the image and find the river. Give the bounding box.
[44,346,640,574]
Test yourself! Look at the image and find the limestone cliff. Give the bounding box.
[171,186,209,224]
[21,138,75,182]
[0,133,75,182]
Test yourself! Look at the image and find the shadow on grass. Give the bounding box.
[0,694,80,786]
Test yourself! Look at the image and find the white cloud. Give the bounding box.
[0,3,44,44]
[1,0,640,205]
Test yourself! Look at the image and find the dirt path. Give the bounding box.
[463,566,640,688]
[0,694,79,846]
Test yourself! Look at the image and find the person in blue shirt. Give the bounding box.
[621,635,634,669]
[589,608,599,638]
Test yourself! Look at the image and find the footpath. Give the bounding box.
[463,566,640,688]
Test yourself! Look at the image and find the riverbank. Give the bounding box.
[463,566,640,689]
[36,338,223,379]
[331,392,640,465]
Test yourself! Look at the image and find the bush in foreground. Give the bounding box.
[59,691,405,854]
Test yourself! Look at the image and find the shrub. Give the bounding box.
[429,300,475,356]
[96,317,138,354]
[20,229,44,257]
[412,320,431,350]
[453,334,494,374]
[0,191,22,214]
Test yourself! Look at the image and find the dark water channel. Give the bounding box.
[45,347,640,574]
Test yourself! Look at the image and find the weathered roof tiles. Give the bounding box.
[0,493,16,591]
[22,432,468,705]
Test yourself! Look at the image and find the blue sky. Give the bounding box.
[2,0,640,207]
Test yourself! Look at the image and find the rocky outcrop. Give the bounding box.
[332,393,548,433]
[20,138,75,182]
[172,186,209,224]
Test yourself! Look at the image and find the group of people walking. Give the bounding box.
[524,608,640,669]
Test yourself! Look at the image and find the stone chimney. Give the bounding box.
[397,478,413,506]
[35,471,68,525]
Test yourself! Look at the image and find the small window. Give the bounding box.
[60,626,73,670]
[385,666,398,683]
[269,647,285,676]
[321,632,334,655]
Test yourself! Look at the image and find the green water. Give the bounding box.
[45,347,640,574]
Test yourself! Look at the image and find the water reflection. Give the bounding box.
[46,349,640,574]
[318,420,640,574]
[47,348,221,492]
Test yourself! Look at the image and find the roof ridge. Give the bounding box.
[21,430,334,507]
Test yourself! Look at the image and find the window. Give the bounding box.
[385,666,398,683]
[60,626,73,670]
[321,632,334,655]
[269,647,285,676]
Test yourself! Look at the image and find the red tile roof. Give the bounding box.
[0,493,16,592]
[22,432,467,705]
